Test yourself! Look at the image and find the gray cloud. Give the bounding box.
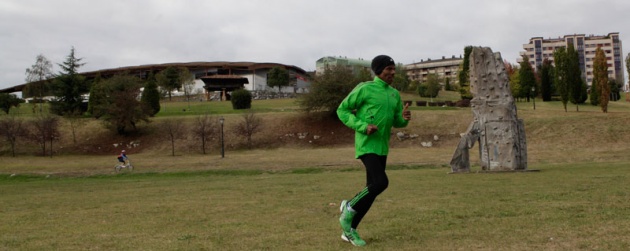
[1,0,628,90]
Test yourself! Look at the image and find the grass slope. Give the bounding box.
[2,93,630,249]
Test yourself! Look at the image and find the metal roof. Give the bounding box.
[1,61,307,94]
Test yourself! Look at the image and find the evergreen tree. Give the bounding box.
[444,77,451,91]
[593,46,609,113]
[518,55,537,101]
[141,72,161,116]
[540,58,554,101]
[589,78,599,106]
[50,47,88,115]
[609,79,621,101]
[457,46,473,99]
[553,47,570,112]
[566,44,583,111]
[578,79,588,104]
[509,71,522,100]
[87,74,106,118]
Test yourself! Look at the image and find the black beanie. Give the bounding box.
[371,55,395,75]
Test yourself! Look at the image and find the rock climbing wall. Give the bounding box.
[450,47,527,172]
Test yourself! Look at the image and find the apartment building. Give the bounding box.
[520,32,624,88]
[404,56,463,85]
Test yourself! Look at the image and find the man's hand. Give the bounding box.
[366,124,378,135]
[403,102,411,121]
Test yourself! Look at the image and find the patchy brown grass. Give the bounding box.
[3,98,630,176]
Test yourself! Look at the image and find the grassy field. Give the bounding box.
[2,162,630,250]
[2,92,630,250]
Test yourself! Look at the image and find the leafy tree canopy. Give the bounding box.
[93,74,150,134]
[0,93,23,114]
[298,65,357,118]
[267,66,290,92]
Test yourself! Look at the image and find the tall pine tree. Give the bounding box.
[540,58,554,101]
[593,46,609,113]
[141,72,161,116]
[519,55,537,102]
[50,47,88,115]
[554,47,570,112]
[457,46,473,99]
[87,74,107,118]
[566,44,583,111]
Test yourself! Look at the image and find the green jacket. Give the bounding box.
[337,77,409,158]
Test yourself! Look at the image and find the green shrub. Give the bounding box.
[231,89,252,110]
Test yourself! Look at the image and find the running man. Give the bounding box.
[336,55,411,246]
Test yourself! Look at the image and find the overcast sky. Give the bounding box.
[1,0,629,91]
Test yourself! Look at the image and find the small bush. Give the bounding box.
[231,89,252,110]
[455,99,471,107]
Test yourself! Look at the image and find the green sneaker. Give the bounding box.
[341,228,366,246]
[339,200,355,234]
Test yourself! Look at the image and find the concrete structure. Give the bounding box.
[1,62,310,97]
[520,32,624,88]
[451,47,527,173]
[315,56,371,76]
[405,56,462,85]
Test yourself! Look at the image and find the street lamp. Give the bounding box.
[219,117,225,158]
[531,86,536,110]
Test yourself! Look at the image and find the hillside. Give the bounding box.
[2,94,630,174]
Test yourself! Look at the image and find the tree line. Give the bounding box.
[503,45,620,113]
[1,47,267,157]
[0,110,263,157]
[13,47,214,133]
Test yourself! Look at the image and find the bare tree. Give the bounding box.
[179,67,196,110]
[0,116,26,157]
[232,111,263,149]
[192,114,216,154]
[25,54,53,113]
[158,118,186,156]
[65,109,86,145]
[29,115,60,157]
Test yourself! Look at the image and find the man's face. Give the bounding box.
[378,65,396,84]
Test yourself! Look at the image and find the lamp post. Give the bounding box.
[219,117,225,158]
[531,86,536,110]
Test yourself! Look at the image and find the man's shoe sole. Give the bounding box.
[339,200,347,213]
[341,233,350,242]
[341,232,365,246]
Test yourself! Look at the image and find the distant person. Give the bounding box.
[336,55,412,246]
[117,150,128,166]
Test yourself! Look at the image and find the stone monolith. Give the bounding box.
[450,47,527,172]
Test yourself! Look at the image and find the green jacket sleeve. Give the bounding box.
[392,93,409,128]
[337,86,368,134]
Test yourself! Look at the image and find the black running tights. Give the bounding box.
[349,154,388,229]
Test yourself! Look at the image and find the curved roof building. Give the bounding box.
[2,61,310,94]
